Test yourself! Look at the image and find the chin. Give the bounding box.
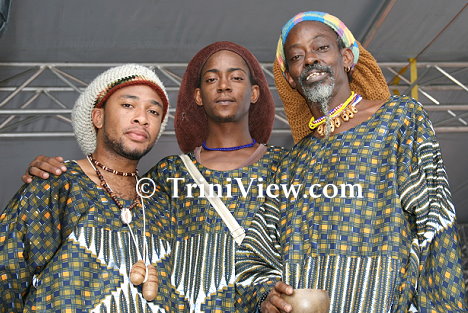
[212,114,237,123]
[116,142,153,161]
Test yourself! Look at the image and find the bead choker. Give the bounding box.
[87,155,140,216]
[202,138,257,151]
[88,154,138,177]
[308,91,362,137]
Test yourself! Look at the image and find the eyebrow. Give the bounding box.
[119,95,162,107]
[286,34,330,51]
[202,67,247,76]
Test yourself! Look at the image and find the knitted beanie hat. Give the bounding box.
[175,41,275,153]
[72,64,170,155]
[274,12,391,143]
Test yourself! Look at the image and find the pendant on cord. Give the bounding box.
[130,260,159,301]
[121,208,132,224]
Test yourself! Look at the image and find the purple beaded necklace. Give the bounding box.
[202,139,256,151]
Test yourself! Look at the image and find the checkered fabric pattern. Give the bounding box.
[238,96,467,312]
[0,161,173,312]
[146,145,286,312]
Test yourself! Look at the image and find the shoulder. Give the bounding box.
[265,144,288,153]
[383,95,425,117]
[145,154,184,178]
[28,160,83,190]
[260,144,289,166]
[2,161,86,214]
[264,144,288,158]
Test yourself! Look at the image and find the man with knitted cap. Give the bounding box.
[238,11,467,312]
[0,64,173,312]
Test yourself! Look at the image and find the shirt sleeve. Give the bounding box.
[236,196,283,311]
[0,179,70,312]
[396,99,467,311]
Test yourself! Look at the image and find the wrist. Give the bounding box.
[257,291,269,313]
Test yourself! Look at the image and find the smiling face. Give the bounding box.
[92,84,164,160]
[283,21,353,105]
[194,50,259,123]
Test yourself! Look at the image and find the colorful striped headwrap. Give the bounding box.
[273,11,391,143]
[276,11,359,75]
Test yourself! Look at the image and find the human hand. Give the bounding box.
[22,155,67,183]
[260,281,294,313]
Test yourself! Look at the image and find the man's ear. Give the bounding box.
[341,47,354,70]
[194,88,203,107]
[250,84,260,104]
[92,108,104,129]
[285,71,297,89]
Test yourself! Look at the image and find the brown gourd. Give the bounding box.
[129,260,146,285]
[142,263,159,301]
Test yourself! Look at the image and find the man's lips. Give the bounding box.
[305,70,328,83]
[125,129,149,141]
[215,98,235,105]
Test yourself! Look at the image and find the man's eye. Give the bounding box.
[148,109,160,116]
[317,45,329,51]
[205,78,216,83]
[232,76,244,81]
[122,103,132,108]
[290,55,301,62]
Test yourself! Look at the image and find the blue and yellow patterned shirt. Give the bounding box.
[147,145,286,313]
[0,161,173,313]
[238,96,467,312]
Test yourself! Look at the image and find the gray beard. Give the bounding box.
[299,78,335,137]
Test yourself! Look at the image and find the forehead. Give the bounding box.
[284,20,337,49]
[107,84,163,103]
[202,50,250,74]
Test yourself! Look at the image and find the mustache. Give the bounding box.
[299,64,333,82]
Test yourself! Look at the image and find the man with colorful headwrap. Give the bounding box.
[19,42,286,312]
[237,11,467,312]
[0,64,173,312]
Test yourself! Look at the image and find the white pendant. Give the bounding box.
[121,208,132,224]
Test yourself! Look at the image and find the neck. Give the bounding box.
[92,146,139,173]
[307,86,352,119]
[204,119,253,148]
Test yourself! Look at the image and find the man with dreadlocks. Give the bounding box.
[146,41,285,312]
[237,11,467,312]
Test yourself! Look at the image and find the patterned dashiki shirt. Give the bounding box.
[148,145,286,312]
[0,161,173,313]
[237,96,467,312]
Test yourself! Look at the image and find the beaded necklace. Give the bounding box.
[86,155,158,301]
[89,154,138,177]
[202,138,257,151]
[87,154,140,222]
[308,91,362,137]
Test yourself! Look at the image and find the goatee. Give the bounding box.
[299,64,335,137]
[103,131,152,160]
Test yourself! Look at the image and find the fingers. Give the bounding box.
[21,173,33,184]
[274,281,294,295]
[21,155,67,183]
[261,284,293,313]
[36,156,67,174]
[268,293,292,313]
[32,155,67,176]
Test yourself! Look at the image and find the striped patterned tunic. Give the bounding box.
[0,161,173,312]
[237,96,467,312]
[148,145,285,312]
